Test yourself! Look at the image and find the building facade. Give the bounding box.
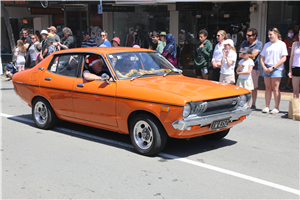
[1,1,300,70]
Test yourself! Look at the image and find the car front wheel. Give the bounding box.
[32,98,58,129]
[130,114,167,156]
[203,129,230,140]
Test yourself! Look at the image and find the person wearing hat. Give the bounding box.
[220,39,237,84]
[40,29,49,60]
[83,55,110,81]
[160,31,167,44]
[46,37,56,56]
[48,26,60,50]
[152,32,165,53]
[81,30,97,48]
[111,37,120,47]
[236,47,255,97]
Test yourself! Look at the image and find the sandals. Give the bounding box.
[262,107,269,113]
[270,108,279,114]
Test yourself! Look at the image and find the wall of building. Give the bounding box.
[249,1,268,44]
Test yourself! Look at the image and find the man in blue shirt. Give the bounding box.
[240,28,263,110]
[81,30,97,48]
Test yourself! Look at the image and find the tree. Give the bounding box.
[1,2,16,58]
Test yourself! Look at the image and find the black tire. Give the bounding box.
[129,114,167,156]
[203,129,230,140]
[32,97,58,129]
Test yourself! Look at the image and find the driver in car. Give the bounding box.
[122,57,135,73]
[83,55,110,81]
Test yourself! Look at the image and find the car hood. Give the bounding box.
[119,75,250,102]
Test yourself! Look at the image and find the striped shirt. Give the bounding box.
[82,37,97,48]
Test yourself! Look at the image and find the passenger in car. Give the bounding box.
[83,55,110,81]
[122,57,135,73]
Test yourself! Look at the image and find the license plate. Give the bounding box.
[210,118,230,131]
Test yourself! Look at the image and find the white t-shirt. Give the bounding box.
[260,40,288,71]
[211,42,224,63]
[220,50,237,75]
[238,58,254,79]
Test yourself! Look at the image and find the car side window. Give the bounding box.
[48,54,82,77]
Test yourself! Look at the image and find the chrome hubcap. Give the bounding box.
[34,102,48,125]
[133,120,153,150]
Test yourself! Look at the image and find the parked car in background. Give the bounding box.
[13,47,251,156]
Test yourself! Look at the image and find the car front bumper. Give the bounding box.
[172,108,252,131]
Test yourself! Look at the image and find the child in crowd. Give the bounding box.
[220,39,237,84]
[46,37,56,56]
[236,47,255,97]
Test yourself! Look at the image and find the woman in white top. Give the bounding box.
[288,31,300,98]
[220,39,237,84]
[260,28,288,114]
[14,40,26,72]
[211,30,229,81]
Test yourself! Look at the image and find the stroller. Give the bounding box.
[5,61,18,81]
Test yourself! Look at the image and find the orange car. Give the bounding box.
[13,47,251,156]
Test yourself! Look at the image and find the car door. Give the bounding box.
[72,54,117,127]
[40,54,82,118]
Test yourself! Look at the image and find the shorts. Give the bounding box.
[292,67,300,77]
[236,78,254,91]
[251,69,259,89]
[219,73,235,84]
[195,67,208,76]
[262,64,283,78]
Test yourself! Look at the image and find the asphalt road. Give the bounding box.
[1,78,299,199]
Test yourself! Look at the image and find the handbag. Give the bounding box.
[288,97,300,120]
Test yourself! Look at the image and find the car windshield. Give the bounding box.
[107,52,178,80]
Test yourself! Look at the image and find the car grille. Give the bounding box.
[204,96,240,114]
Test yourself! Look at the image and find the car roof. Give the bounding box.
[53,47,156,56]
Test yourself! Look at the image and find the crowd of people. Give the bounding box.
[5,24,300,115]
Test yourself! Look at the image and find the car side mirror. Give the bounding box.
[101,73,110,84]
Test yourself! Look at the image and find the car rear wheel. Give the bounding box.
[32,98,58,129]
[130,114,167,156]
[203,129,230,140]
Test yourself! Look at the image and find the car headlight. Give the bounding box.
[182,103,191,118]
[239,93,251,108]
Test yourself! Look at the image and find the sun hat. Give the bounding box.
[160,31,166,36]
[48,33,54,37]
[40,30,48,35]
[133,45,140,48]
[239,47,252,54]
[112,37,120,45]
[223,39,234,47]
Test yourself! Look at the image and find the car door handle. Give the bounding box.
[77,84,84,87]
[44,77,51,81]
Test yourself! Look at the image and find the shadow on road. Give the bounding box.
[7,114,237,158]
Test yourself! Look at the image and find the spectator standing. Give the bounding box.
[288,31,300,98]
[236,47,254,94]
[152,32,165,53]
[14,40,26,72]
[240,28,263,110]
[111,37,120,47]
[81,30,97,47]
[48,26,60,50]
[282,28,294,90]
[20,28,32,50]
[100,31,111,47]
[27,34,40,68]
[40,30,49,60]
[46,37,56,56]
[293,23,299,41]
[160,31,167,45]
[220,39,237,84]
[162,33,177,67]
[125,28,135,47]
[60,27,75,50]
[35,30,41,42]
[260,28,288,114]
[211,30,228,81]
[193,29,213,79]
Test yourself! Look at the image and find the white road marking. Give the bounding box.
[1,112,299,196]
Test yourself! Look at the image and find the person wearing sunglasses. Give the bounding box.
[99,31,111,47]
[122,57,135,73]
[26,34,40,68]
[239,28,263,110]
[211,30,229,81]
[20,28,32,50]
[260,28,288,114]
